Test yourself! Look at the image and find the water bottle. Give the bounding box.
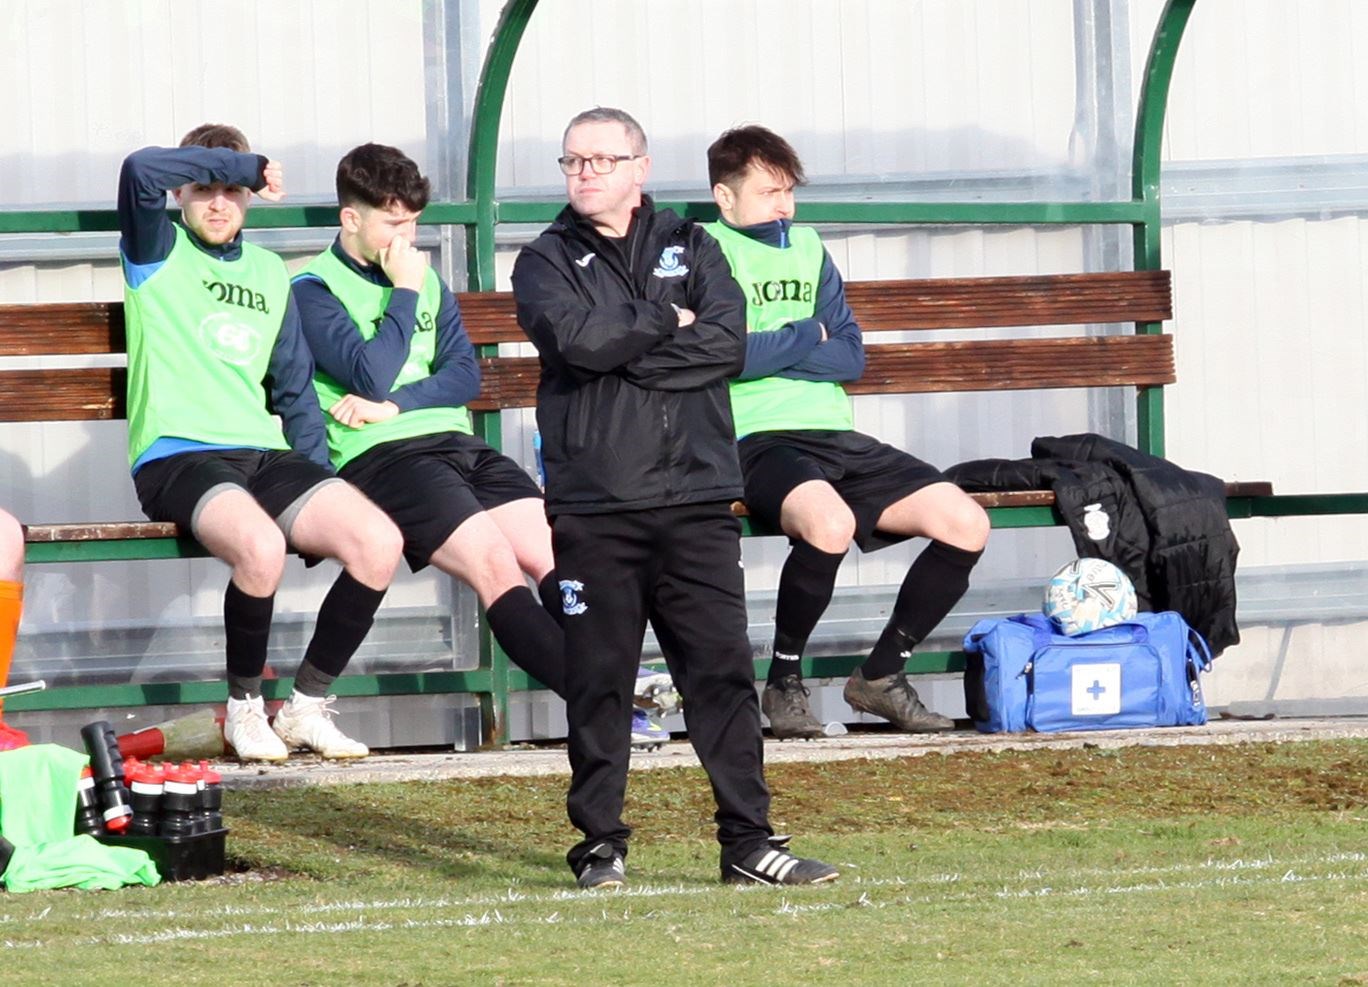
[80,720,132,834]
[158,762,198,838]
[128,760,164,836]
[189,761,211,835]
[200,760,224,831]
[73,766,102,836]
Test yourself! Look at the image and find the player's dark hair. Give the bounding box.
[335,142,431,212]
[707,125,807,190]
[179,123,250,152]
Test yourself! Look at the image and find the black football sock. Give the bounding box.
[225,581,274,700]
[537,571,564,627]
[487,585,567,698]
[768,541,847,686]
[292,659,337,699]
[299,570,387,682]
[861,540,983,680]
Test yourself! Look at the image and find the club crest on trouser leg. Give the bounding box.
[559,579,587,616]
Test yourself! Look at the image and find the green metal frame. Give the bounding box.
[12,0,1362,733]
[22,538,209,564]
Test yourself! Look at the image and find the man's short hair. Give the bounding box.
[335,142,431,213]
[562,107,648,156]
[179,123,250,152]
[707,125,807,190]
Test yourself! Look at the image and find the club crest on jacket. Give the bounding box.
[652,246,688,279]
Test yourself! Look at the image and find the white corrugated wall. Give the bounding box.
[2,0,1365,709]
[0,1,450,682]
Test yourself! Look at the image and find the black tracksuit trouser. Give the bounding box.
[551,502,774,876]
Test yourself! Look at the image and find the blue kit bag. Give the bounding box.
[961,611,1212,733]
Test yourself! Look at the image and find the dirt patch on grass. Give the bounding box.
[762,742,1368,833]
[224,740,1368,875]
[210,862,296,884]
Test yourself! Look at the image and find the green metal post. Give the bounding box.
[1130,0,1196,457]
[462,0,543,741]
[474,346,513,746]
[465,0,540,292]
[1132,0,1196,268]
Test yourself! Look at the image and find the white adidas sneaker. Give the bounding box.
[225,694,289,763]
[271,692,369,759]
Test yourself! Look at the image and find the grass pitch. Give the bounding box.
[4,739,1368,985]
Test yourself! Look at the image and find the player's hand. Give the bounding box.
[329,394,399,427]
[675,306,696,328]
[377,234,429,291]
[257,160,286,202]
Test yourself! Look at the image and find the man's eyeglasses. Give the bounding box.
[557,154,642,176]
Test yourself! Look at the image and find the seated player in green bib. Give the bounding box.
[704,126,990,738]
[291,143,567,701]
[118,125,404,762]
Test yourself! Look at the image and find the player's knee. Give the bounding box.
[469,537,525,600]
[804,510,856,552]
[235,525,287,585]
[359,514,404,576]
[947,497,990,551]
[0,512,23,580]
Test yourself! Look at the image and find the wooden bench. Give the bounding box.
[463,269,1272,681]
[0,271,1275,706]
[4,272,1275,557]
[461,269,1270,513]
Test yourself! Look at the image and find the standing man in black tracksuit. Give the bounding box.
[512,107,837,890]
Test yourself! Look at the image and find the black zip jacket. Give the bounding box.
[947,432,1240,656]
[512,196,748,515]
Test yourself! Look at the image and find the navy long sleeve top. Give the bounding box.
[117,145,331,470]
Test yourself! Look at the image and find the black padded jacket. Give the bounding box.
[947,432,1241,656]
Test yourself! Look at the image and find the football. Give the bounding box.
[1042,557,1138,636]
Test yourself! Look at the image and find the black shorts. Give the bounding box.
[133,448,340,540]
[340,432,543,571]
[738,430,946,551]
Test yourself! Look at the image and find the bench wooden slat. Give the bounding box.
[25,481,1275,544]
[843,271,1172,330]
[0,271,1174,354]
[0,302,126,356]
[730,481,1273,518]
[457,292,523,346]
[23,522,181,542]
[1,367,125,421]
[469,356,540,410]
[456,271,1172,345]
[470,334,1176,410]
[847,334,1175,394]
